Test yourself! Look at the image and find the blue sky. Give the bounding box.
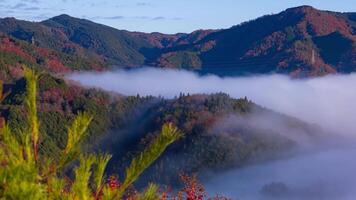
[0,0,355,33]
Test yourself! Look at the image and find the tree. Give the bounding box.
[0,79,9,103]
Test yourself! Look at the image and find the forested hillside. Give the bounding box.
[0,6,355,77]
[0,71,323,188]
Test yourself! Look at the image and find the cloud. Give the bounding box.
[67,68,356,136]
[31,13,51,20]
[11,3,27,9]
[21,0,40,4]
[136,2,151,6]
[6,1,41,11]
[133,16,149,19]
[24,6,40,11]
[204,148,356,199]
[152,16,165,20]
[152,16,182,21]
[91,15,180,21]
[102,15,124,20]
[90,15,124,20]
[151,16,182,21]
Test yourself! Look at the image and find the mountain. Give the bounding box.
[0,6,355,77]
[150,6,356,77]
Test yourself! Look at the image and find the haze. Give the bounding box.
[67,68,356,135]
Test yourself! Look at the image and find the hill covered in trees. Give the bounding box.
[0,6,355,77]
[0,70,324,189]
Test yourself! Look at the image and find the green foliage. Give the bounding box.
[24,69,40,161]
[137,183,160,200]
[43,15,152,66]
[92,154,112,196]
[284,26,296,42]
[70,154,96,200]
[38,74,67,91]
[59,112,93,168]
[107,123,183,199]
[163,51,202,70]
[38,112,69,155]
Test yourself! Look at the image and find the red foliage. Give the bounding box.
[177,174,206,200]
[0,117,5,129]
[96,176,136,200]
[63,85,82,101]
[36,47,51,58]
[107,175,121,190]
[0,37,35,62]
[45,58,71,73]
[91,63,105,71]
[301,7,352,36]
[8,64,25,78]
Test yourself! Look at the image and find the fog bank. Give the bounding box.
[204,148,356,200]
[67,68,356,135]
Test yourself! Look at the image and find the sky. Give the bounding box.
[0,0,355,33]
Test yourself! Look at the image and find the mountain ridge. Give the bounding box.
[0,5,355,77]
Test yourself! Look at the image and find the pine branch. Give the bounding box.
[115,123,183,199]
[70,154,96,200]
[59,112,93,168]
[24,69,40,163]
[92,154,112,197]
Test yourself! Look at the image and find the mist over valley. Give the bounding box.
[68,68,356,199]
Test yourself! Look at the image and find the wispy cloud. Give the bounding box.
[91,15,180,21]
[136,2,151,6]
[11,3,27,9]
[152,16,182,21]
[152,16,165,20]
[102,15,124,20]
[24,6,40,11]
[21,0,40,4]
[31,13,51,20]
[5,2,42,11]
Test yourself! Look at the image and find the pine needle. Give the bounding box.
[116,123,183,198]
[24,69,40,162]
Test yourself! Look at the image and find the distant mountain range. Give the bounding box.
[0,5,355,77]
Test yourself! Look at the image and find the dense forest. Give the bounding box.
[0,64,322,191]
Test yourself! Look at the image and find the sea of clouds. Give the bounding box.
[67,68,356,135]
[67,68,356,200]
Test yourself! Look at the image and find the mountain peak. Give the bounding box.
[285,5,318,14]
[47,14,79,23]
[52,14,72,19]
